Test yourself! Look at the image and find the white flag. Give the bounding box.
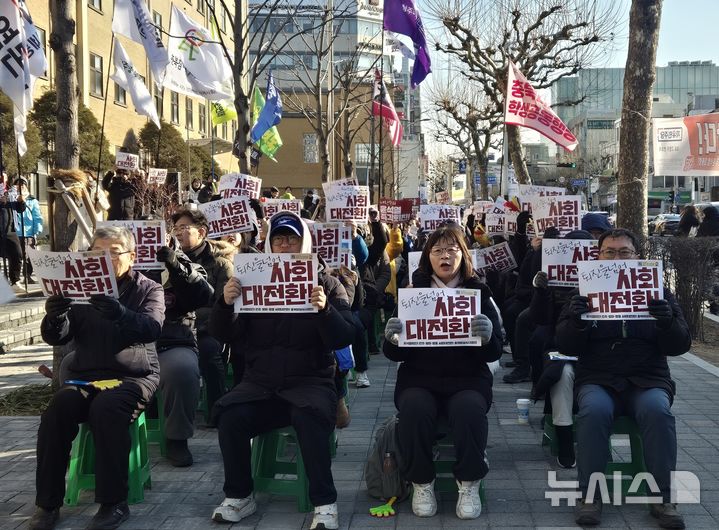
[112,0,169,86]
[163,6,233,101]
[111,40,161,129]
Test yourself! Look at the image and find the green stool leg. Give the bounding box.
[605,416,647,498]
[146,391,167,456]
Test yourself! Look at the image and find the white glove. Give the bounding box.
[384,317,403,346]
[471,314,493,343]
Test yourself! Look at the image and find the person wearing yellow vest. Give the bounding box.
[384,227,404,310]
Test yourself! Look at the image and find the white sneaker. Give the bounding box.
[355,372,371,388]
[456,480,482,519]
[310,503,338,529]
[411,481,437,517]
[211,495,257,523]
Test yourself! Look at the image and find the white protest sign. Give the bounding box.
[473,200,494,215]
[147,168,168,185]
[310,223,351,268]
[321,177,358,196]
[218,172,262,200]
[531,195,581,237]
[97,220,167,270]
[262,199,302,218]
[397,288,482,347]
[542,239,599,287]
[471,242,517,273]
[419,204,461,232]
[518,184,566,213]
[27,249,119,302]
[505,210,519,236]
[485,213,505,235]
[489,197,505,214]
[233,253,318,313]
[407,251,422,285]
[326,185,370,224]
[578,260,663,320]
[115,152,139,171]
[198,197,255,238]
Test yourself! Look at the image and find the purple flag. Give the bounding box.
[383,0,432,88]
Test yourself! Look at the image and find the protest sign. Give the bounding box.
[419,204,461,232]
[326,185,369,223]
[28,249,119,302]
[407,251,422,284]
[115,152,139,171]
[262,199,302,218]
[473,200,494,215]
[531,195,581,237]
[577,260,663,320]
[517,184,566,213]
[310,223,352,268]
[321,177,358,196]
[542,239,599,287]
[471,242,517,273]
[653,113,719,176]
[379,198,415,223]
[397,288,482,347]
[233,253,318,313]
[505,210,518,236]
[198,197,254,238]
[97,220,166,270]
[485,213,505,235]
[435,190,450,204]
[147,168,168,185]
[218,172,262,200]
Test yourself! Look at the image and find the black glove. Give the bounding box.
[569,295,591,322]
[648,299,673,329]
[45,295,72,321]
[156,246,179,270]
[532,271,549,290]
[89,294,126,321]
[517,211,531,234]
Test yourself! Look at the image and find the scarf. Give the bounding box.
[431,273,462,289]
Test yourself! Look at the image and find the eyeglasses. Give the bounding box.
[172,225,197,234]
[599,248,637,258]
[430,247,460,257]
[271,234,301,246]
[95,250,131,259]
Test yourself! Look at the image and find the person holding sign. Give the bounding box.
[556,229,691,529]
[208,211,354,529]
[382,224,502,521]
[29,227,165,530]
[102,170,137,221]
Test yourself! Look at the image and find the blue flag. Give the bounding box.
[250,71,283,144]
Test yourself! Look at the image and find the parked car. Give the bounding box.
[652,214,681,236]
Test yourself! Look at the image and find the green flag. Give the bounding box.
[211,100,237,125]
[252,86,282,161]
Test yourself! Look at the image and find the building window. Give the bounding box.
[152,11,162,30]
[303,133,319,163]
[185,99,193,129]
[35,27,47,70]
[197,0,205,15]
[90,53,103,96]
[199,103,207,134]
[114,83,126,105]
[88,0,102,10]
[170,91,180,123]
[222,122,228,139]
[154,86,164,119]
[221,8,227,31]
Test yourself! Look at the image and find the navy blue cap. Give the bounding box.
[270,213,303,238]
[582,213,612,232]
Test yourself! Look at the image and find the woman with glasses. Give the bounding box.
[382,223,503,521]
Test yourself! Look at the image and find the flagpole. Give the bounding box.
[369,111,375,201]
[378,33,385,200]
[95,33,116,203]
[0,116,7,280]
[16,144,27,292]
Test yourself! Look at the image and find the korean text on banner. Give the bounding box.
[27,249,119,302]
[115,152,139,171]
[419,204,461,232]
[321,177,358,196]
[397,288,482,347]
[311,223,352,269]
[531,195,581,237]
[473,201,494,215]
[577,260,664,320]
[653,113,719,176]
[504,61,578,151]
[471,242,517,273]
[198,197,254,238]
[218,173,262,200]
[379,198,415,223]
[518,184,566,213]
[484,213,505,236]
[326,185,370,224]
[262,199,302,219]
[542,239,599,287]
[233,253,318,313]
[147,168,168,185]
[97,221,166,270]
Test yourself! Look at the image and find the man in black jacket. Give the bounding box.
[556,228,691,529]
[0,194,25,285]
[102,170,137,221]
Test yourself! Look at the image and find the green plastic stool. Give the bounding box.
[432,434,486,503]
[146,391,167,456]
[606,416,647,497]
[251,427,312,512]
[64,412,152,506]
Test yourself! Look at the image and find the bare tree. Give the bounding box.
[427,153,452,194]
[428,0,621,184]
[617,0,661,238]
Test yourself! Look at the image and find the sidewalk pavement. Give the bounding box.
[1,346,719,529]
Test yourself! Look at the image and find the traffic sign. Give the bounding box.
[571,178,587,187]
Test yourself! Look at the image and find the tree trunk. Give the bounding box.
[506,125,530,184]
[234,1,251,174]
[617,0,662,239]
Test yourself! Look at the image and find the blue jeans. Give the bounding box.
[576,384,677,502]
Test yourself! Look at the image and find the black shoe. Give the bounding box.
[574,499,602,526]
[502,360,519,368]
[555,425,576,469]
[650,503,686,529]
[86,502,129,530]
[166,438,193,467]
[28,506,59,530]
[503,367,531,383]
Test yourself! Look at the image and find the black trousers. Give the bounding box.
[0,231,22,283]
[198,333,227,414]
[397,387,490,484]
[19,236,34,277]
[512,307,537,371]
[35,382,146,509]
[351,311,368,372]
[217,397,337,506]
[501,298,526,357]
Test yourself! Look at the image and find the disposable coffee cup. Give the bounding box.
[516,398,531,424]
